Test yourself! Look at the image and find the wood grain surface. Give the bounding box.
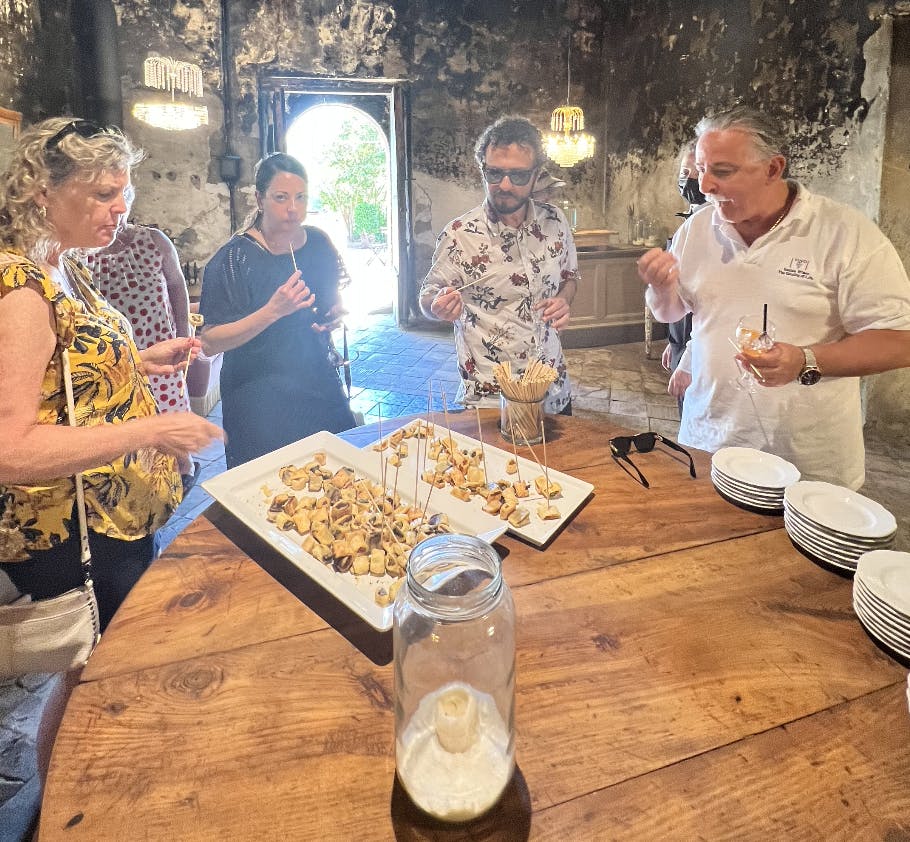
[40,415,908,840]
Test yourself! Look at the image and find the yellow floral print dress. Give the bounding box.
[0,251,182,561]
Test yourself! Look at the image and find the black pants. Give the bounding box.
[0,531,155,632]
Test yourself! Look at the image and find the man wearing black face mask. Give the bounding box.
[661,142,707,412]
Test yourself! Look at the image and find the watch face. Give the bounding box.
[799,368,821,386]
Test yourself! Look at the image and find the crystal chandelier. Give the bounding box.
[545,37,596,168]
[132,56,209,131]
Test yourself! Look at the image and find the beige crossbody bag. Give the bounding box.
[0,347,101,679]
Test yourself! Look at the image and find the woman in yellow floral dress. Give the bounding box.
[0,118,223,632]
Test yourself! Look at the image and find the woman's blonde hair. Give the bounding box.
[0,117,144,262]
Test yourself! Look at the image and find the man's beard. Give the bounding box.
[490,191,529,216]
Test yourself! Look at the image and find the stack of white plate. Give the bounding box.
[784,481,897,573]
[853,550,910,661]
[710,447,800,512]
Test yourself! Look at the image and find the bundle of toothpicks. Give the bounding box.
[493,359,557,442]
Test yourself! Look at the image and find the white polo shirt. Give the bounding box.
[670,183,910,489]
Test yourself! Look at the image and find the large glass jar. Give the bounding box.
[393,534,515,823]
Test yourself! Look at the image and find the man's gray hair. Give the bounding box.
[474,116,545,168]
[695,107,788,162]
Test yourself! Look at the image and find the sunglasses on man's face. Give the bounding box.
[44,120,110,151]
[481,166,537,187]
[609,432,696,489]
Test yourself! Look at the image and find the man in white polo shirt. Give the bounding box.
[638,106,910,489]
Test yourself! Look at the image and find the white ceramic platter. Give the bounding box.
[361,424,594,547]
[203,430,508,631]
[711,447,801,489]
[784,481,897,539]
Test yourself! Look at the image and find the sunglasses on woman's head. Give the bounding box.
[481,166,537,187]
[609,432,696,489]
[44,120,110,151]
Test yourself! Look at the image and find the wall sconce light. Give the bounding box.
[544,36,596,168]
[132,56,209,131]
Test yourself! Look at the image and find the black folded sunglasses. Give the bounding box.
[609,432,696,489]
[44,119,112,151]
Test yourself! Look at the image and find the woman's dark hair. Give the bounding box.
[254,152,307,194]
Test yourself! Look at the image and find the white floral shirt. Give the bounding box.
[422,200,580,412]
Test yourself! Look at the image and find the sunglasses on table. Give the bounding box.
[44,119,113,151]
[609,432,696,489]
[481,165,537,186]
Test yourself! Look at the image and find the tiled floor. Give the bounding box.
[3,311,908,838]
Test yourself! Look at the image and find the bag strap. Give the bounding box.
[60,347,94,587]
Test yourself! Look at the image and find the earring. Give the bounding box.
[37,205,46,218]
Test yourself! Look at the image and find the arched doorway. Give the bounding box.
[286,104,394,326]
[258,75,414,326]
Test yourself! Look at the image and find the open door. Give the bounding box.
[258,75,414,326]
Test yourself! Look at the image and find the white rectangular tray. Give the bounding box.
[363,424,594,547]
[203,430,508,631]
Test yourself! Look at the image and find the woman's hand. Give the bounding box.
[143,411,225,458]
[266,271,316,321]
[311,302,347,334]
[141,337,202,375]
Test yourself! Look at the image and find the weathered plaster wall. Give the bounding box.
[869,14,910,436]
[599,1,896,243]
[0,0,75,119]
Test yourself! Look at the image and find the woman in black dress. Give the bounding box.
[200,153,356,467]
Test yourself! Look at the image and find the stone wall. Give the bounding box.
[0,0,75,120]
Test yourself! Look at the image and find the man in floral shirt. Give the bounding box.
[419,116,580,413]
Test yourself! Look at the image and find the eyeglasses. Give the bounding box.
[44,120,109,151]
[481,166,537,187]
[609,432,696,489]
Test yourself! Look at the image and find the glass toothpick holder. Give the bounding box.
[499,394,543,446]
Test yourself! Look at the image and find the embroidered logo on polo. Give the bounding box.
[778,257,813,280]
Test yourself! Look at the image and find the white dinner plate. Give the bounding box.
[784,481,897,539]
[711,470,784,503]
[855,550,910,618]
[853,579,910,635]
[786,526,860,568]
[203,431,508,631]
[711,447,801,489]
[783,511,890,557]
[361,424,594,547]
[853,596,910,659]
[783,503,895,548]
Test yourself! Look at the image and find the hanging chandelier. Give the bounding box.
[132,56,209,131]
[544,36,596,168]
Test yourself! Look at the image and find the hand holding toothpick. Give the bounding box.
[178,312,205,398]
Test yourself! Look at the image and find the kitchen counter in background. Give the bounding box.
[565,242,666,349]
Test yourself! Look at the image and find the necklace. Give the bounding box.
[767,185,796,234]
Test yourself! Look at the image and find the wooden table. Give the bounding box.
[40,413,910,839]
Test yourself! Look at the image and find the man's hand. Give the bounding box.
[429,287,463,322]
[668,367,691,398]
[637,247,680,292]
[534,296,571,330]
[740,342,804,387]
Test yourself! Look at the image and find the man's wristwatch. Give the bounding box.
[798,347,821,386]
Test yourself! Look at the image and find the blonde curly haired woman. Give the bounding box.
[0,118,223,629]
